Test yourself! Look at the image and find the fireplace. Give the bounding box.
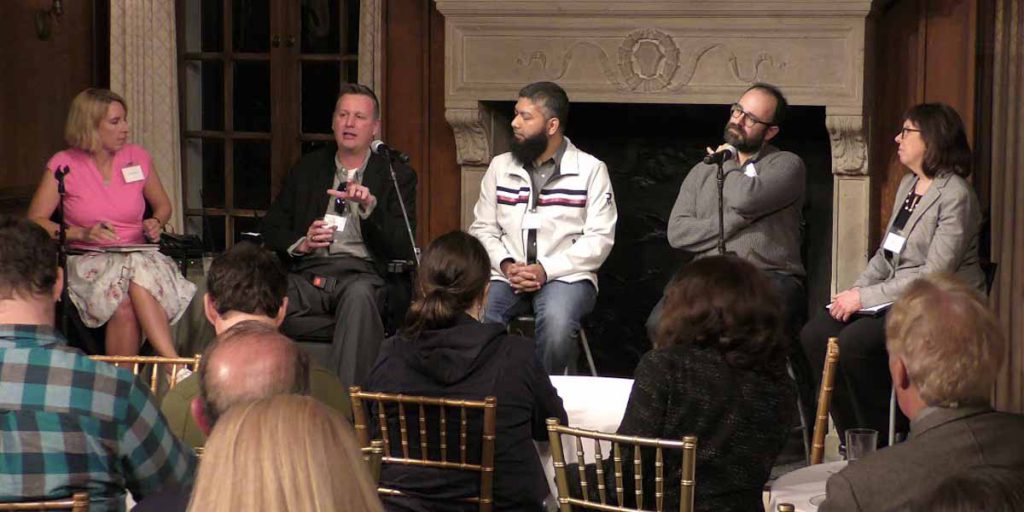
[436,0,875,374]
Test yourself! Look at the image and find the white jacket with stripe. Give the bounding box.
[469,137,617,287]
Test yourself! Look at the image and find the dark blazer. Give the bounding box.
[821,406,1024,512]
[364,315,567,511]
[853,171,984,307]
[261,145,418,273]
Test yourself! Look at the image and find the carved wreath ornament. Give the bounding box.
[618,28,680,92]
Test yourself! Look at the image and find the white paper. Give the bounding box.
[883,232,907,254]
[522,212,542,230]
[323,213,347,239]
[121,165,145,183]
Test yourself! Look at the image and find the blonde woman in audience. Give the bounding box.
[188,394,383,512]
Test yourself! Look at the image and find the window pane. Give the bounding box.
[233,140,271,210]
[344,61,358,84]
[233,61,270,132]
[183,0,224,53]
[184,60,224,131]
[232,0,269,53]
[185,138,225,209]
[206,215,227,253]
[302,62,340,134]
[301,0,340,54]
[301,140,333,156]
[345,0,360,54]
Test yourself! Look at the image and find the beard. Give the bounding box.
[510,130,550,167]
[723,122,765,154]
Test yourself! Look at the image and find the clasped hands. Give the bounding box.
[501,260,547,294]
[297,182,375,254]
[828,287,862,323]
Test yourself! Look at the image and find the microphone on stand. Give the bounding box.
[703,144,737,165]
[370,140,411,164]
[371,140,420,265]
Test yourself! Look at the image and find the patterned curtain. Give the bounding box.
[990,0,1024,414]
[109,1,184,231]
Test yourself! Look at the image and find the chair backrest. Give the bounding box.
[88,355,201,395]
[0,492,89,511]
[349,386,497,511]
[546,418,697,512]
[810,337,839,464]
[361,439,385,483]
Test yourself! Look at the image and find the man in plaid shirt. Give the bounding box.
[0,216,195,511]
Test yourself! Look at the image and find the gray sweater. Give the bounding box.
[667,145,805,277]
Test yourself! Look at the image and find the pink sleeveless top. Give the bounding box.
[46,144,153,247]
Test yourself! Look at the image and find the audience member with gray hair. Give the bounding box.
[820,273,1024,512]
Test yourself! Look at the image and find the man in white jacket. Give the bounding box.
[469,81,617,374]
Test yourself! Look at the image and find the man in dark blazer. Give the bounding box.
[820,273,1024,512]
[261,83,416,389]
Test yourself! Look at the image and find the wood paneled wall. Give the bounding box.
[869,0,982,247]
[0,0,106,214]
[381,0,460,245]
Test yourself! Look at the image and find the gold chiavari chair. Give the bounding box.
[361,439,385,483]
[349,387,497,511]
[88,355,202,396]
[546,418,697,512]
[810,337,840,465]
[0,492,90,511]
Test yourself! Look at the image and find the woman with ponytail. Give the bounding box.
[364,231,567,511]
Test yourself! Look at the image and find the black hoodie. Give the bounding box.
[364,314,567,511]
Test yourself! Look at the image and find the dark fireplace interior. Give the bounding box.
[484,101,833,377]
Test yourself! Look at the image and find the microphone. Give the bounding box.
[370,140,411,164]
[703,144,736,165]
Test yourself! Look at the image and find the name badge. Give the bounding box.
[883,232,907,254]
[743,163,758,177]
[323,213,347,239]
[522,212,542,230]
[121,165,145,183]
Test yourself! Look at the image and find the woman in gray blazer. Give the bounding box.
[800,103,984,443]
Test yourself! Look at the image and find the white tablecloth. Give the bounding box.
[537,375,635,499]
[768,461,847,512]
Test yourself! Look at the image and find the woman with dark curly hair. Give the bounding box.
[613,255,795,512]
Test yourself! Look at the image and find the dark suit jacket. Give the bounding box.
[853,171,984,307]
[261,145,418,273]
[820,406,1024,512]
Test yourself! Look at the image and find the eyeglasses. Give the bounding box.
[898,127,922,138]
[730,104,775,128]
[334,181,348,212]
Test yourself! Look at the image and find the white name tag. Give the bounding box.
[323,213,347,238]
[121,165,145,183]
[883,232,907,254]
[744,163,758,177]
[522,212,542,230]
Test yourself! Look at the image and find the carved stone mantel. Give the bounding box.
[436,0,876,292]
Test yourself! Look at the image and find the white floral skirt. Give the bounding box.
[67,251,197,328]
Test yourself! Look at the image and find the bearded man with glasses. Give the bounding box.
[647,83,813,426]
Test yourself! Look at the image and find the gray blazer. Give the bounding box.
[853,171,984,307]
[820,406,1024,512]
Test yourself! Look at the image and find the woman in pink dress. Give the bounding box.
[27,88,195,358]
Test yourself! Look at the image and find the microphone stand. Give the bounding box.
[716,159,727,256]
[54,165,72,335]
[381,149,420,265]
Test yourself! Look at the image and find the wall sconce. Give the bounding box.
[35,0,65,41]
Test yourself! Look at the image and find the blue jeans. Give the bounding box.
[484,279,597,375]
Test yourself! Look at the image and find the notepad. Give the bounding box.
[825,301,893,317]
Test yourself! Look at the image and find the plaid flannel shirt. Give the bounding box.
[0,325,196,511]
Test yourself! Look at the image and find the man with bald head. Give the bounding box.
[191,321,310,431]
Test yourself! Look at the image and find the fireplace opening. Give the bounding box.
[483,101,832,377]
